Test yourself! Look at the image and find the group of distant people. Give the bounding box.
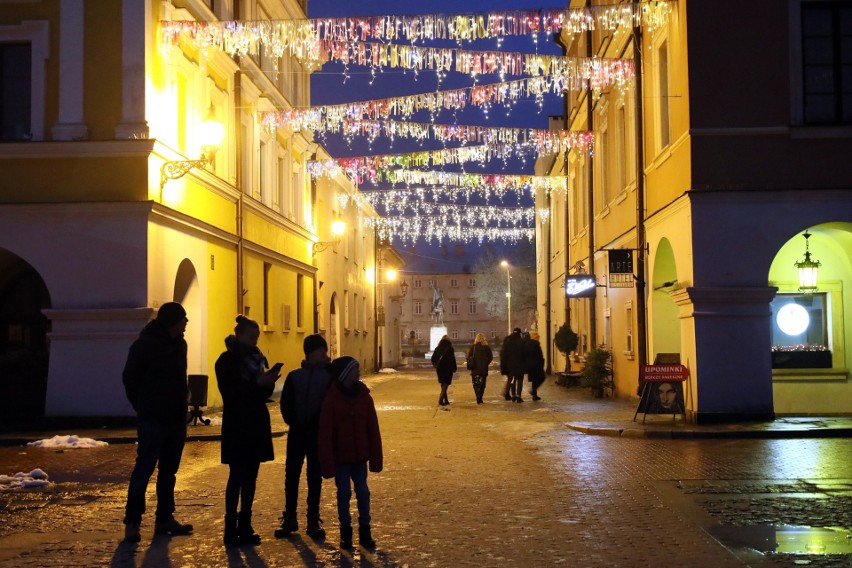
[431,326,546,406]
[120,302,383,550]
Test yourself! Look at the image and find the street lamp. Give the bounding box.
[501,260,512,336]
[795,230,821,293]
[160,103,224,191]
[312,220,346,256]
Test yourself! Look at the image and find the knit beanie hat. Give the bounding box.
[156,302,186,328]
[303,334,328,356]
[329,356,359,383]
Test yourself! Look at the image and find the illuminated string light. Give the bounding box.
[307,133,593,180]
[160,2,672,67]
[261,74,620,130]
[366,216,535,245]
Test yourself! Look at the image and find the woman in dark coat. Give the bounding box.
[525,332,546,401]
[431,335,457,406]
[467,333,493,404]
[215,315,282,546]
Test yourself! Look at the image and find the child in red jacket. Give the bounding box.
[318,356,383,550]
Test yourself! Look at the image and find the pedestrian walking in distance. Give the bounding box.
[319,357,383,550]
[525,332,546,401]
[431,335,457,406]
[121,302,193,543]
[467,333,493,404]
[276,334,333,540]
[215,315,282,546]
[500,327,526,402]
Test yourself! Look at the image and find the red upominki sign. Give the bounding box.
[641,365,689,382]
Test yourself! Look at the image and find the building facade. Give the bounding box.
[537,0,852,423]
[399,272,507,358]
[0,0,378,423]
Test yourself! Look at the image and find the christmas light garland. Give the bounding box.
[319,40,635,81]
[262,73,614,131]
[366,200,536,227]
[307,132,592,180]
[359,170,566,195]
[367,216,535,245]
[359,186,531,205]
[160,2,671,67]
[267,115,589,151]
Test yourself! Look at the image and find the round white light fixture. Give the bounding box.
[776,303,810,336]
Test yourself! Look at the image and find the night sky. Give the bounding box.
[308,1,567,271]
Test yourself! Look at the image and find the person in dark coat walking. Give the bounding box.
[319,356,383,550]
[431,335,457,406]
[215,315,282,546]
[525,332,546,401]
[500,327,527,402]
[122,302,193,543]
[275,334,333,540]
[467,333,493,404]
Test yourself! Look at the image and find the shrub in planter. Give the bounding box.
[580,347,614,397]
[554,323,579,371]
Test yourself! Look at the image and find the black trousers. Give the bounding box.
[124,419,186,524]
[471,374,487,401]
[225,461,260,517]
[284,427,322,520]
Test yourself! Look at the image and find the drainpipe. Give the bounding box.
[633,0,648,373]
[586,0,597,348]
[234,70,244,314]
[545,189,553,375]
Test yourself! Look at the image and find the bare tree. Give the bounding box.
[471,243,537,332]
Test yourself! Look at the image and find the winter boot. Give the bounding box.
[223,514,240,546]
[238,511,261,545]
[339,525,354,549]
[306,517,326,539]
[274,511,298,538]
[154,517,193,536]
[358,524,376,549]
[123,522,141,543]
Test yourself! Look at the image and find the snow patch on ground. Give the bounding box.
[0,468,51,491]
[379,368,398,374]
[27,435,108,449]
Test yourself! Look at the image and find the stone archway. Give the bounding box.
[650,237,681,358]
[173,258,204,374]
[0,248,51,426]
[768,222,852,414]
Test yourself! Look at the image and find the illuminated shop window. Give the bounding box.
[770,293,828,348]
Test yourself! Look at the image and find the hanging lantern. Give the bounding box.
[794,231,821,293]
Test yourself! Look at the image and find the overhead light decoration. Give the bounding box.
[366,202,535,226]
[537,208,551,224]
[361,186,532,206]
[367,217,534,245]
[160,2,671,67]
[795,230,821,293]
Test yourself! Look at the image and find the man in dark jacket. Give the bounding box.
[275,334,332,540]
[500,327,527,402]
[122,302,192,543]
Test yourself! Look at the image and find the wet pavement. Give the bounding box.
[1,368,851,567]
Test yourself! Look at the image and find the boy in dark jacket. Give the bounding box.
[275,334,332,539]
[122,302,192,543]
[318,356,383,550]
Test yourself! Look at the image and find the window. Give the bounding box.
[415,329,423,340]
[657,38,671,149]
[469,329,476,340]
[362,296,368,332]
[414,279,422,288]
[469,278,476,287]
[263,263,271,326]
[450,300,459,315]
[801,2,852,124]
[450,279,458,287]
[491,329,498,339]
[429,279,436,287]
[771,293,828,349]
[414,301,423,315]
[259,140,270,205]
[344,290,350,329]
[451,329,458,340]
[0,43,31,140]
[598,105,610,207]
[625,301,634,355]
[296,274,304,328]
[615,103,628,193]
[469,300,477,314]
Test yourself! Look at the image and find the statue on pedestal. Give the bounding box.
[431,283,444,325]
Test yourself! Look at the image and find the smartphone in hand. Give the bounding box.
[270,362,284,374]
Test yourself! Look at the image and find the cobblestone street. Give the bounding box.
[2,368,852,567]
